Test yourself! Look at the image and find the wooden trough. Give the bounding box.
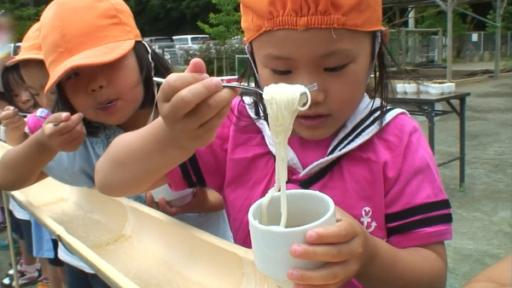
[0,143,278,288]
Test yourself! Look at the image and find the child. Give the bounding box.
[1,65,37,113]
[0,0,229,287]
[0,23,46,288]
[464,255,512,288]
[98,0,452,287]
[1,21,65,288]
[0,28,42,145]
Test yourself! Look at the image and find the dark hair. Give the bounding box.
[1,64,36,112]
[369,31,389,118]
[53,41,172,136]
[238,44,267,122]
[242,31,389,123]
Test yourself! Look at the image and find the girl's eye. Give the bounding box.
[64,71,80,82]
[270,69,292,76]
[324,64,348,73]
[27,88,38,96]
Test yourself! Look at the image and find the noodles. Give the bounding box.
[261,84,311,227]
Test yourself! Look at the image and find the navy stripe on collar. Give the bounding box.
[299,107,396,188]
[328,106,383,155]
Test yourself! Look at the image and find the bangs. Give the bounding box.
[2,64,26,95]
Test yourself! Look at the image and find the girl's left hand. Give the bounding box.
[147,187,225,216]
[288,207,372,288]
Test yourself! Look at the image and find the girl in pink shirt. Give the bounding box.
[97,1,452,287]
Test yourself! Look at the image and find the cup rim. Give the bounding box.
[248,189,335,232]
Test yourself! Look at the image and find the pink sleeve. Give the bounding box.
[167,107,233,193]
[383,116,453,248]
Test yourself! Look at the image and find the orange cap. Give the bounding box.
[241,0,384,43]
[40,0,142,93]
[6,22,43,66]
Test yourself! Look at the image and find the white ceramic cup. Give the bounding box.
[445,82,456,93]
[405,83,418,94]
[151,184,194,207]
[395,83,405,94]
[428,84,443,95]
[248,189,336,286]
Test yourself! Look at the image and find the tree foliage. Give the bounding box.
[197,0,241,43]
[126,0,215,37]
[0,0,45,41]
[486,4,512,32]
[415,4,475,36]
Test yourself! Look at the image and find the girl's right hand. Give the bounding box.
[1,106,27,145]
[0,106,26,133]
[41,112,86,152]
[156,58,237,152]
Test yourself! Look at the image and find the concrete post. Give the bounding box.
[447,0,454,81]
[494,0,502,78]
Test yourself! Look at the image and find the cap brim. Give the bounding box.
[6,55,44,66]
[44,40,135,94]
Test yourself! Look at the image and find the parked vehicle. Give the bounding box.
[172,35,210,49]
[143,36,182,66]
[0,42,21,57]
[144,36,173,46]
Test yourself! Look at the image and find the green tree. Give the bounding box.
[415,4,476,58]
[486,4,512,32]
[0,0,44,41]
[415,5,475,36]
[127,0,214,37]
[197,0,241,43]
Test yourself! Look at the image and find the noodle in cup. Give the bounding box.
[248,189,336,286]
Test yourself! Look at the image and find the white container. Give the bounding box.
[427,84,443,95]
[395,83,405,94]
[419,83,429,93]
[405,83,418,94]
[248,189,336,287]
[151,185,194,207]
[444,82,456,93]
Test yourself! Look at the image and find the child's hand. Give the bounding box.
[288,207,371,288]
[157,58,237,152]
[147,187,224,216]
[0,106,26,133]
[40,112,86,152]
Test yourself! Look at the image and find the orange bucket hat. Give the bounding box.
[39,0,142,93]
[6,22,43,66]
[241,0,384,43]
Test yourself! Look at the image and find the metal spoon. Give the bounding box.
[153,77,317,108]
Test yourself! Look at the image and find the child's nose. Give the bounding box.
[88,79,106,94]
[309,88,325,104]
[21,91,32,100]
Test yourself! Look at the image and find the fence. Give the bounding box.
[387,28,444,67]
[459,31,512,61]
[151,41,246,76]
[152,30,512,77]
[386,29,512,68]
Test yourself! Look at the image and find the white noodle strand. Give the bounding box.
[261,84,311,227]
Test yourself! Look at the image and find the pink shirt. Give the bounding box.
[168,99,452,286]
[288,134,334,168]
